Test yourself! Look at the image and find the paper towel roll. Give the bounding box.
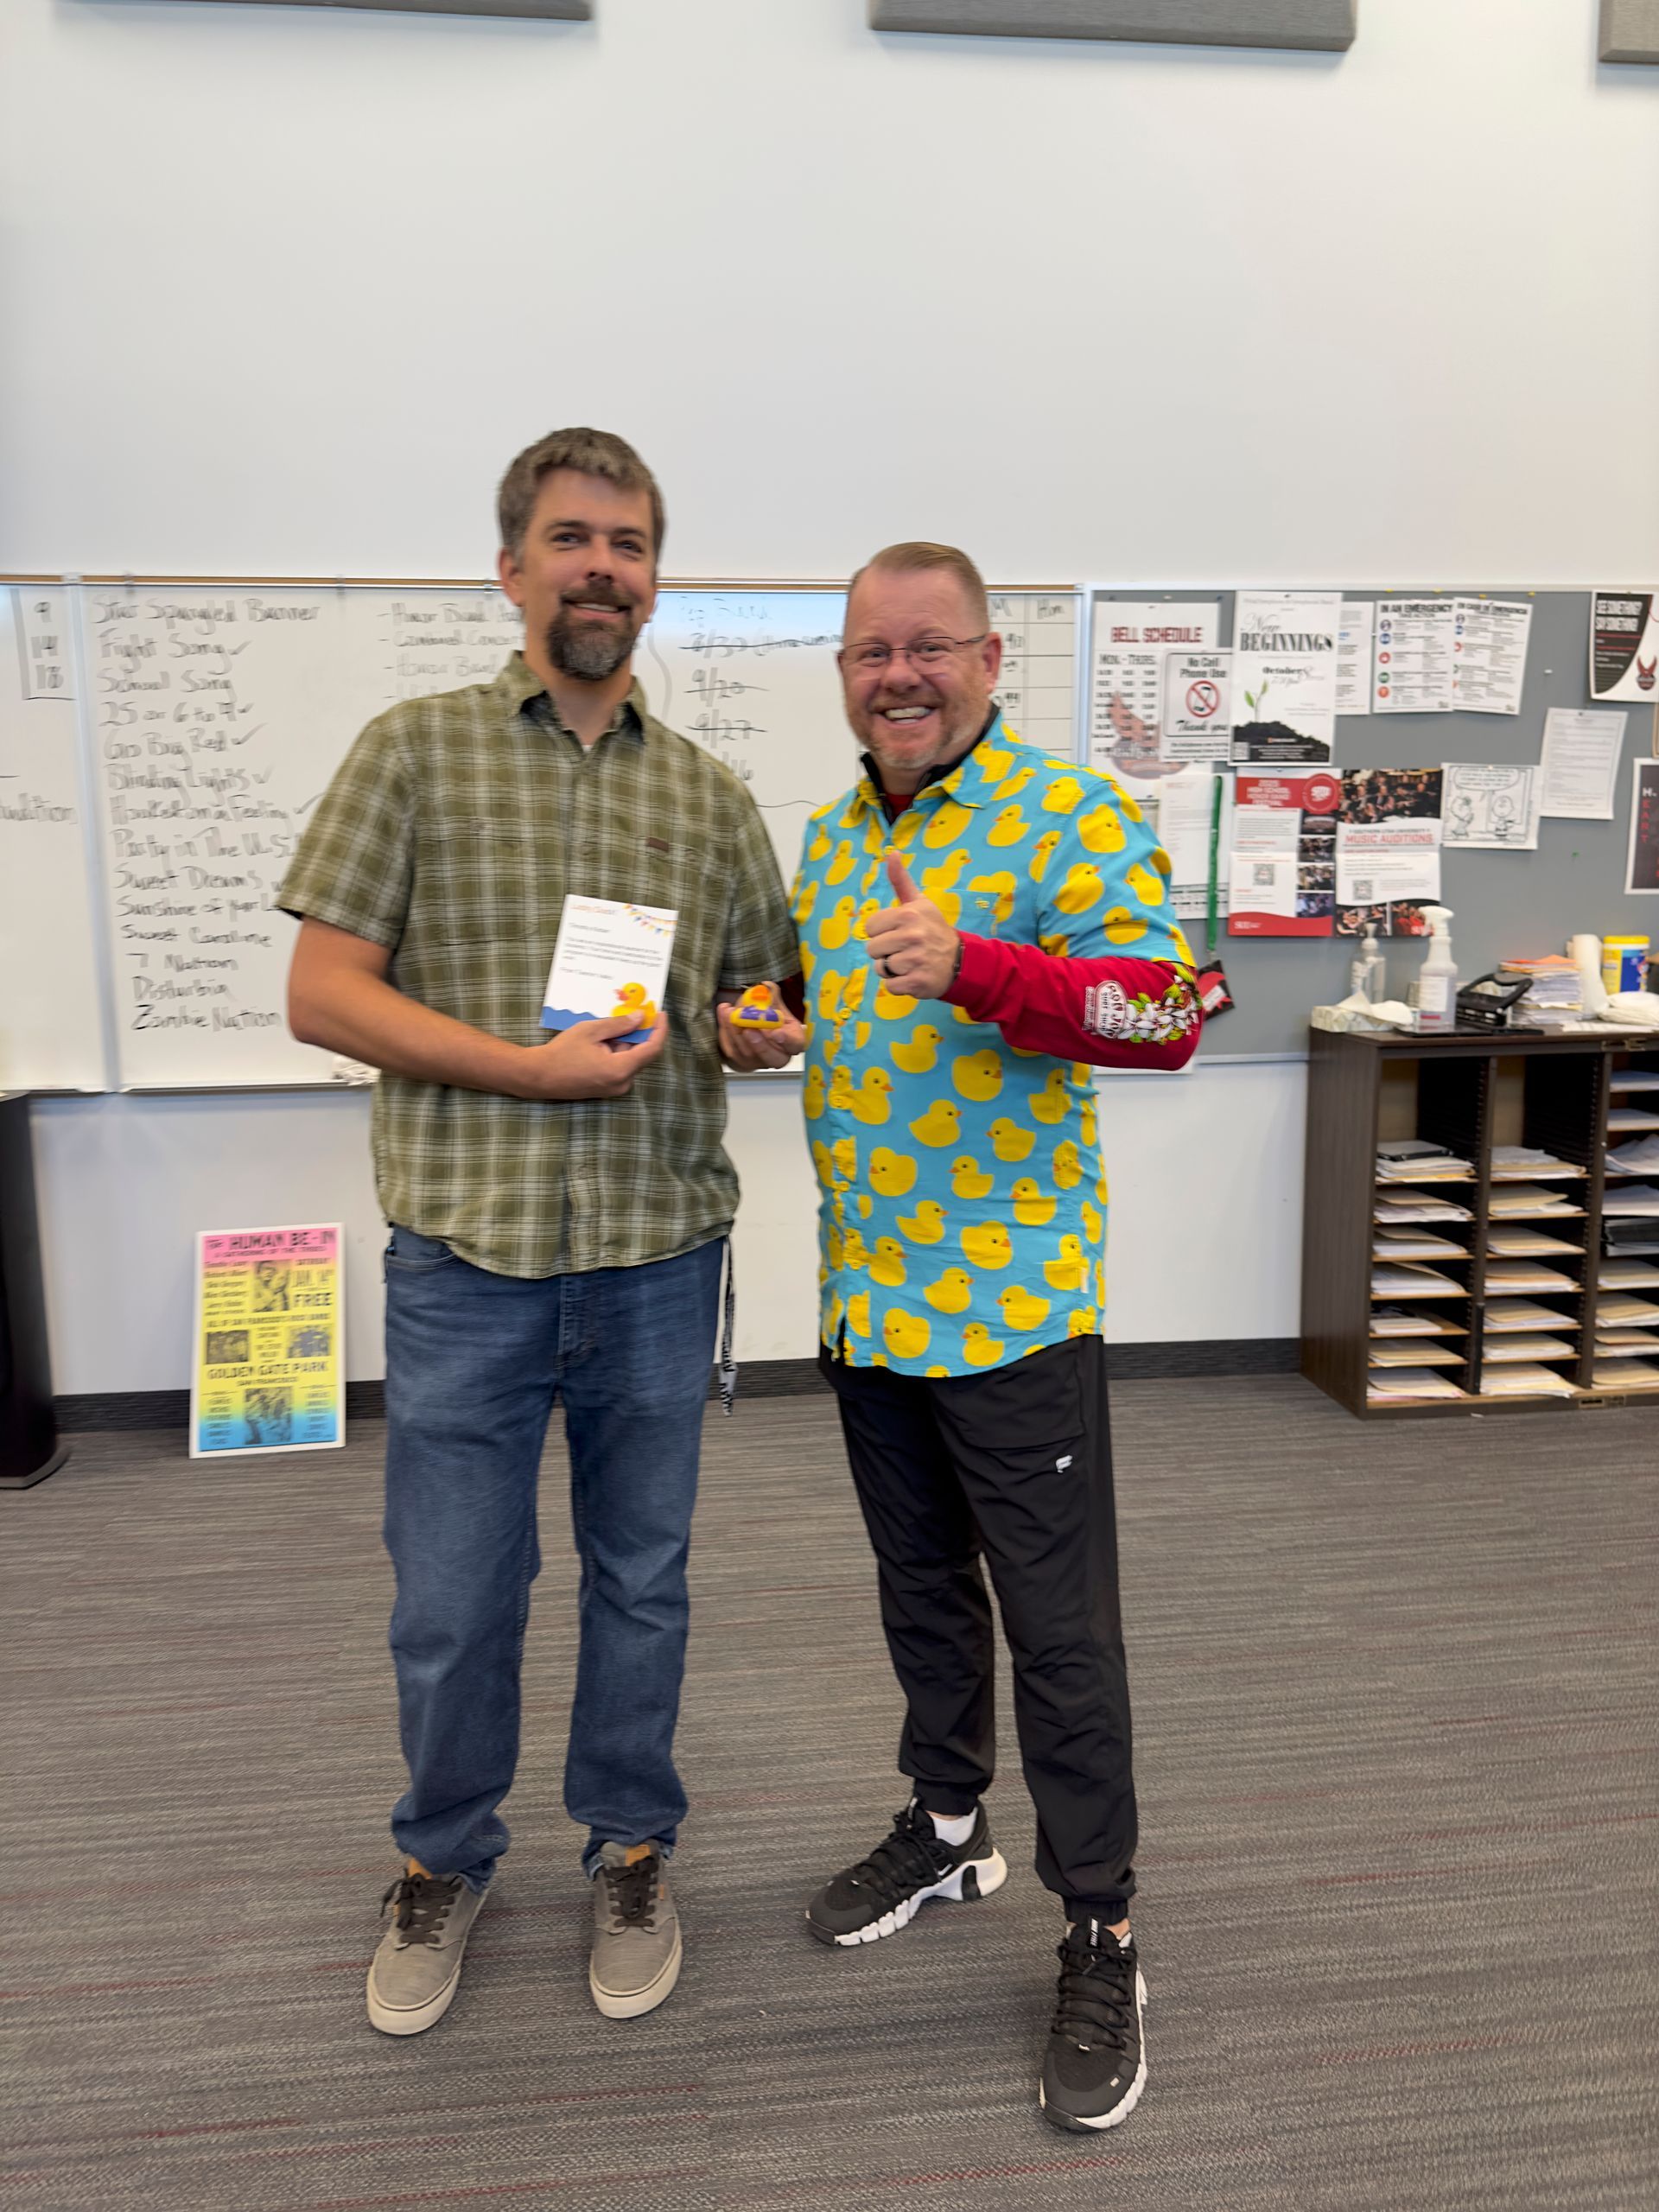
[1570,935,1609,1014]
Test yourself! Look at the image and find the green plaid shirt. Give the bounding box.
[276,653,796,1278]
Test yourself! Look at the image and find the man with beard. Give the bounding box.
[279,429,800,2035]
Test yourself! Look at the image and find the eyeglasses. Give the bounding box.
[838,632,988,676]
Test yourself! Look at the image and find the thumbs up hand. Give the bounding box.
[865,848,962,1001]
[887,855,923,905]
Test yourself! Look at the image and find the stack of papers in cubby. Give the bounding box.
[1374,1191,1475,1224]
[1479,1363,1577,1397]
[1482,1333,1576,1363]
[1484,1260,1577,1294]
[1488,1225,1581,1256]
[1484,1297,1577,1332]
[1592,1357,1659,1388]
[1370,1306,1468,1337]
[1608,1103,1659,1132]
[1605,1135,1659,1174]
[1600,1183,1659,1216]
[1368,1341,1463,1367]
[1596,1294,1659,1325]
[1370,1263,1465,1297]
[1593,1328,1659,1357]
[1376,1146,1474,1183]
[1373,1230,1467,1262]
[1488,1184,1581,1216]
[1490,1146,1584,1180]
[1608,1070,1659,1092]
[1599,1257,1659,1288]
[1367,1367,1467,1401]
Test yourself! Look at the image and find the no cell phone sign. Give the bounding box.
[1185,679,1221,722]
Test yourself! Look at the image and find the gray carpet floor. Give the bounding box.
[2,1376,1656,2212]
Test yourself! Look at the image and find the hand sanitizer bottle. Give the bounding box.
[1351,927,1384,1004]
[1411,906,1457,1033]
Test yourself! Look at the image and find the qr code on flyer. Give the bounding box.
[1351,877,1374,899]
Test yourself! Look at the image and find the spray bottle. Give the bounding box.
[1349,925,1385,1005]
[1410,906,1457,1033]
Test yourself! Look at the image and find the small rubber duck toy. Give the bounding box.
[729,982,785,1030]
[610,982,658,1026]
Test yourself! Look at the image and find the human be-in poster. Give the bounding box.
[191,1225,344,1457]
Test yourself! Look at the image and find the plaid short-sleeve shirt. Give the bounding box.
[276,653,797,1278]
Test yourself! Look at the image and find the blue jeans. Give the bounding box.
[381,1226,724,1890]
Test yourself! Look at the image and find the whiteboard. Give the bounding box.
[82,582,524,1089]
[0,588,105,1090]
[640,586,1081,880]
[74,581,1081,1090]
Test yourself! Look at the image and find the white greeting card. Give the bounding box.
[541,896,677,1045]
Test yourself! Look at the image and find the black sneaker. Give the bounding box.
[1039,1919,1148,2132]
[805,1797,1007,1947]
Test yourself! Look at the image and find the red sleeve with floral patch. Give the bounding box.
[943,933,1201,1071]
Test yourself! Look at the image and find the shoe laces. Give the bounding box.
[601,1853,660,1931]
[1051,1925,1136,2051]
[844,1802,957,1911]
[379,1872,456,1948]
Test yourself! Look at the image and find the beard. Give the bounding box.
[543,594,641,681]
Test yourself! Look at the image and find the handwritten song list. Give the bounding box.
[89,587,522,1077]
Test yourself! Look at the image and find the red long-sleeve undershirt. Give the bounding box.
[779,937,1199,1071]
[942,932,1198,1071]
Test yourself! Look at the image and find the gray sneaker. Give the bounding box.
[366,1866,486,2037]
[589,1843,682,2019]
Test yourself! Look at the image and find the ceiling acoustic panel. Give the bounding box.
[182,1,592,16]
[868,0,1356,50]
[1600,0,1659,62]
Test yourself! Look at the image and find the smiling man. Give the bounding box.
[793,542,1201,2133]
[277,429,798,2036]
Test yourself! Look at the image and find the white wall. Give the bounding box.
[29,1062,1304,1391]
[4,0,1655,1391]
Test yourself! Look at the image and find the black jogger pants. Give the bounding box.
[819,1331,1136,1919]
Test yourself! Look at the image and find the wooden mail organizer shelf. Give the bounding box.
[1302,1027,1659,1419]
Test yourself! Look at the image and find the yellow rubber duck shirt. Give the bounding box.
[791,721,1191,1376]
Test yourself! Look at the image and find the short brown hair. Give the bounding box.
[846,541,989,630]
[497,428,665,565]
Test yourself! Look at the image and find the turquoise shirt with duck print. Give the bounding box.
[790,718,1193,1377]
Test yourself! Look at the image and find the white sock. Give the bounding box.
[1068,1917,1133,1949]
[928,1808,976,1848]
